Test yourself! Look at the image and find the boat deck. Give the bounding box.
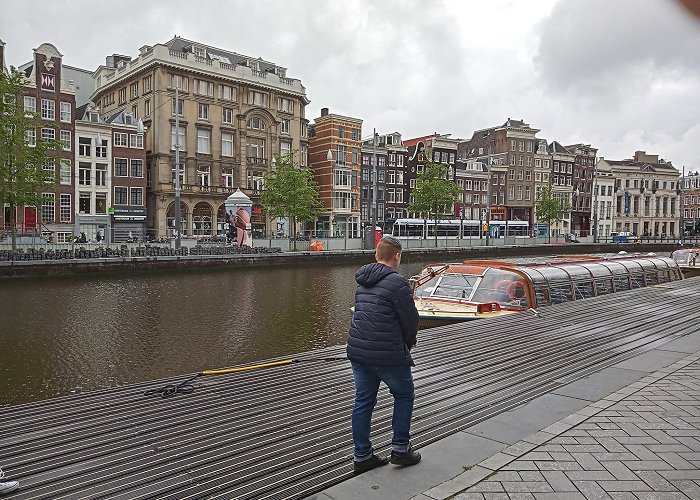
[1,278,699,499]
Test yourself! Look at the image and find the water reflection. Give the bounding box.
[0,260,429,405]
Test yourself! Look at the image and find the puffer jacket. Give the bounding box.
[346,262,419,367]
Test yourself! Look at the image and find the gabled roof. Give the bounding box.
[548,141,573,155]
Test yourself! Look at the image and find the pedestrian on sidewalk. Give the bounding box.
[0,467,18,495]
[346,235,421,474]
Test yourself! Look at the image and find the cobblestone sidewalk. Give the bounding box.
[422,353,700,500]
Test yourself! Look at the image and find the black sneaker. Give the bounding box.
[390,444,421,466]
[353,454,389,474]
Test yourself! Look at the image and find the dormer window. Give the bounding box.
[193,45,206,58]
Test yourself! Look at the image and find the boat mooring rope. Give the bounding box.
[144,357,348,398]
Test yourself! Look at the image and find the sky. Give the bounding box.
[2,0,700,172]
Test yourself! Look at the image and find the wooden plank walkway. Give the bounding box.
[1,277,699,499]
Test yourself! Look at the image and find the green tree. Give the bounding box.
[261,152,324,251]
[407,148,461,247]
[535,185,571,243]
[0,67,62,250]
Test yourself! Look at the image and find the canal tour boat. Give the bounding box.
[670,248,700,278]
[412,255,683,329]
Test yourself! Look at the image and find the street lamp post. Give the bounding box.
[680,165,685,244]
[372,128,378,249]
[592,159,599,243]
[485,160,491,246]
[174,84,181,249]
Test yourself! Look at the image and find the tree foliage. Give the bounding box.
[407,148,461,246]
[535,185,571,243]
[261,152,324,250]
[0,67,62,249]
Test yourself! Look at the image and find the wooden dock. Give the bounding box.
[1,277,699,499]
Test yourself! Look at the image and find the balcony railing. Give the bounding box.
[247,156,268,166]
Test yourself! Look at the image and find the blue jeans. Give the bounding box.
[351,362,415,461]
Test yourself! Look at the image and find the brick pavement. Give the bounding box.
[421,353,700,500]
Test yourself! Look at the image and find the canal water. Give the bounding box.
[0,252,622,405]
[1,257,439,405]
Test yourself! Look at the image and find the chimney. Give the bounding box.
[321,107,329,117]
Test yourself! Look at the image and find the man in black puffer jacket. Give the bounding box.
[347,235,421,474]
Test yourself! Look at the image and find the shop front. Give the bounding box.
[110,207,147,242]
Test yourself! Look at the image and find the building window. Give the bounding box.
[96,163,107,186]
[129,134,143,149]
[169,74,188,91]
[220,84,236,101]
[114,187,128,205]
[197,103,209,120]
[197,129,211,154]
[60,130,71,150]
[248,90,268,107]
[24,96,36,114]
[171,125,186,150]
[114,132,128,147]
[78,137,91,156]
[172,98,183,116]
[131,104,138,120]
[130,82,139,99]
[60,159,71,185]
[78,162,91,186]
[60,194,71,222]
[114,158,128,177]
[26,129,36,146]
[280,140,291,157]
[142,75,152,93]
[222,168,234,188]
[42,193,55,222]
[301,144,308,166]
[281,119,290,134]
[511,139,516,151]
[338,125,345,138]
[131,159,144,177]
[59,102,71,122]
[248,116,265,130]
[197,166,210,187]
[96,139,107,158]
[41,99,55,120]
[79,191,91,214]
[246,137,265,159]
[278,97,294,113]
[130,187,144,206]
[118,88,126,104]
[95,193,107,214]
[144,99,151,117]
[222,132,234,157]
[194,79,214,96]
[222,107,233,123]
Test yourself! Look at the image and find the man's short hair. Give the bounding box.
[376,235,402,261]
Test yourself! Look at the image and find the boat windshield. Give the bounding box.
[671,249,699,266]
[413,267,530,310]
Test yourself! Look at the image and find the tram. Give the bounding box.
[411,255,683,329]
[391,218,530,239]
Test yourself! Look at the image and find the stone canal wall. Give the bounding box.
[0,243,679,278]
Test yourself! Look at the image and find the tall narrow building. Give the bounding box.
[308,108,362,238]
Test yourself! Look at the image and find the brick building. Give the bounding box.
[308,108,361,238]
[1,42,77,242]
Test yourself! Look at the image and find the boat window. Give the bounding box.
[541,281,570,304]
[573,280,594,299]
[432,274,479,299]
[613,275,631,292]
[413,275,441,298]
[630,273,645,289]
[579,263,613,278]
[472,269,529,309]
[594,278,614,296]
